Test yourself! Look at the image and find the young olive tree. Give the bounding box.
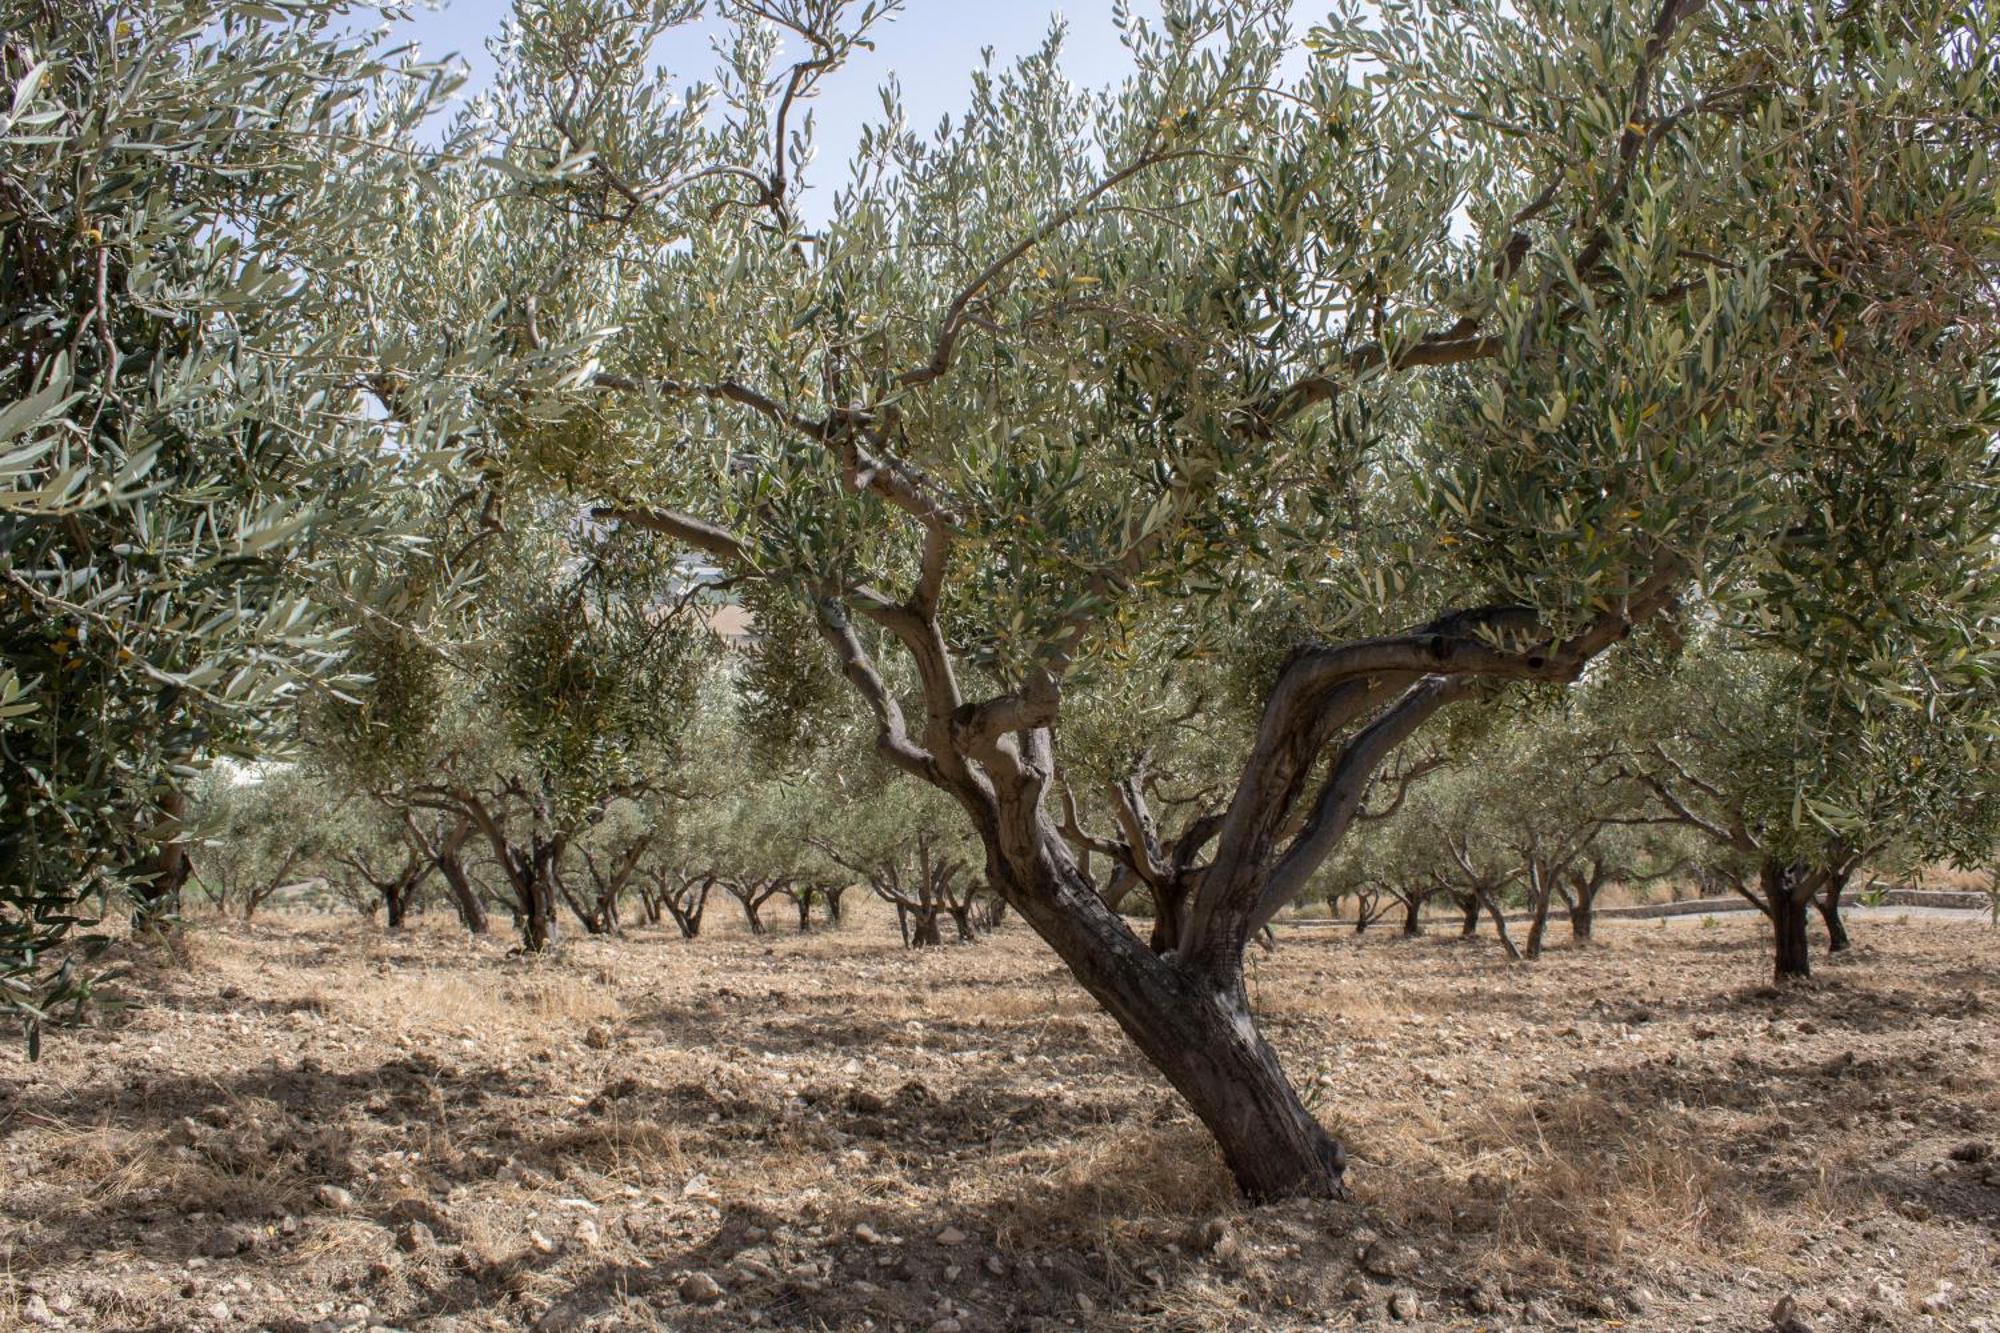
[186,767,348,919]
[1605,635,2000,980]
[429,0,1997,1198]
[312,511,708,952]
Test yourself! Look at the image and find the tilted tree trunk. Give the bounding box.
[404,811,488,935]
[608,474,1679,1198]
[1523,862,1556,960]
[1479,888,1522,962]
[437,847,489,935]
[994,846,1349,1200]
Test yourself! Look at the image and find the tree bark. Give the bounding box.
[1524,878,1554,960]
[132,787,192,930]
[1400,891,1424,936]
[997,851,1346,1200]
[1762,860,1813,980]
[522,842,562,953]
[1353,887,1376,934]
[1568,898,1594,942]
[738,888,767,935]
[1480,889,1522,961]
[1817,872,1851,953]
[1148,878,1190,953]
[438,849,489,934]
[660,874,710,938]
[910,907,943,947]
[1459,891,1480,937]
[383,877,411,929]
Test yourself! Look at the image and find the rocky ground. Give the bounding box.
[1,905,1996,1332]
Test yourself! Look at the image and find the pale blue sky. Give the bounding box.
[382,2,1318,175]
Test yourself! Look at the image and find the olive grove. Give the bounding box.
[387,0,2000,1198]
[5,0,1999,1211]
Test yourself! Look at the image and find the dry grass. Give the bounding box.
[1,906,1996,1331]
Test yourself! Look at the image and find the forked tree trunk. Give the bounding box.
[1400,891,1423,936]
[636,881,663,924]
[660,875,711,938]
[998,852,1345,1201]
[728,881,772,935]
[909,907,943,947]
[823,884,850,926]
[1459,892,1480,937]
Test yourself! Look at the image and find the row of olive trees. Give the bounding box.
[429,0,2000,1201]
[11,0,1999,1206]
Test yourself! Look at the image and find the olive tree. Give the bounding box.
[1605,634,2000,979]
[186,767,348,920]
[0,0,477,1045]
[424,0,1999,1199]
[311,509,708,952]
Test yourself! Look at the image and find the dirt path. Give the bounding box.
[1,909,1995,1331]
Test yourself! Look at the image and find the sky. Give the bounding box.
[380,1,1318,176]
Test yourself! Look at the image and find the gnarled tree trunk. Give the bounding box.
[995,849,1347,1199]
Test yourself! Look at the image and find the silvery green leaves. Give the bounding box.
[0,0,464,1046]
